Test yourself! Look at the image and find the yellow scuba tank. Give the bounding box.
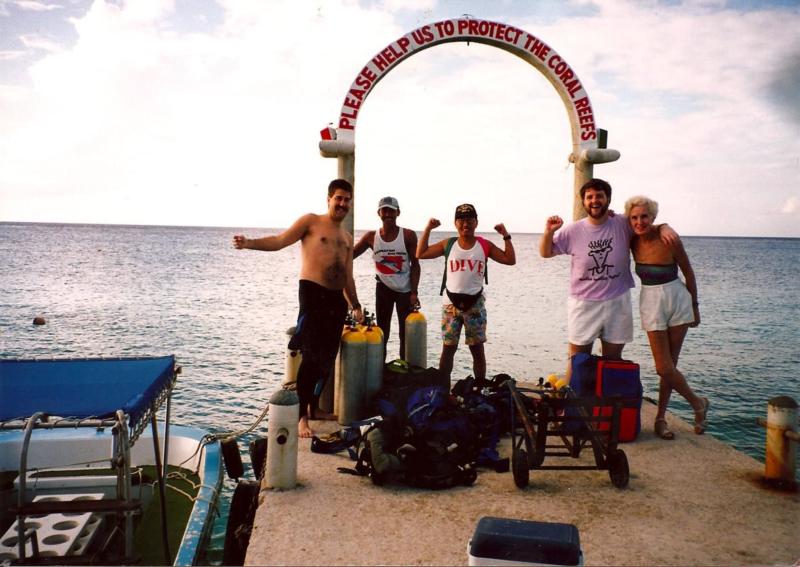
[362,313,384,408]
[336,318,367,425]
[404,309,427,368]
[321,323,348,415]
[283,326,302,387]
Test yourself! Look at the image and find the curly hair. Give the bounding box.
[623,195,659,219]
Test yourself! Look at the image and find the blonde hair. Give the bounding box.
[624,195,659,219]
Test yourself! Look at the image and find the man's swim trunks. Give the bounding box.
[293,279,347,418]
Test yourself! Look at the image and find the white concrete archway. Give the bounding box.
[319,17,620,233]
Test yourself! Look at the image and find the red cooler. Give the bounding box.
[593,359,642,442]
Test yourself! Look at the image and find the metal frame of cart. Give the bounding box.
[506,380,631,488]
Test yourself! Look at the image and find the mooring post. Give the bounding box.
[757,395,798,490]
[264,389,299,490]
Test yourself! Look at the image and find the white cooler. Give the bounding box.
[468,516,583,566]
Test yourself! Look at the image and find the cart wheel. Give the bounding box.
[512,448,530,488]
[607,449,629,488]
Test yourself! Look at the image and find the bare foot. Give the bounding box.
[299,417,314,438]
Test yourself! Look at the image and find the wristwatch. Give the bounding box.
[503,234,512,241]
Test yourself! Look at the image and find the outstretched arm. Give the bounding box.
[488,223,515,265]
[539,215,563,258]
[353,231,375,259]
[233,214,313,251]
[417,218,446,260]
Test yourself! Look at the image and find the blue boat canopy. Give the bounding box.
[0,356,176,430]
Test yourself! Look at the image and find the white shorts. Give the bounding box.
[567,290,633,346]
[639,279,694,332]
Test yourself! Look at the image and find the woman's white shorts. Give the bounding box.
[639,279,694,332]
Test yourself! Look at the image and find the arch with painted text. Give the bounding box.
[319,17,620,230]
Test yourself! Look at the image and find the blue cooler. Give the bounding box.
[468,517,583,566]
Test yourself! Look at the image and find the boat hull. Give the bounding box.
[0,423,223,565]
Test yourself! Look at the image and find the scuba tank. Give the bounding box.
[336,313,367,425]
[319,323,348,415]
[362,312,384,409]
[404,308,427,368]
[332,313,355,418]
[283,326,302,387]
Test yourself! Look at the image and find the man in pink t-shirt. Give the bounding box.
[540,178,674,375]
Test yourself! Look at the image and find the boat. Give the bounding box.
[0,355,224,565]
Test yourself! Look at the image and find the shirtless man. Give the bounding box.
[233,179,363,438]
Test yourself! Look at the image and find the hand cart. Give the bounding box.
[507,379,630,488]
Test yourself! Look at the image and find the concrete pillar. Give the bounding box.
[572,157,593,221]
[337,154,355,236]
[569,148,621,221]
[265,389,299,489]
[764,395,798,490]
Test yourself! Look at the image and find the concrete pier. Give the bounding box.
[245,402,799,566]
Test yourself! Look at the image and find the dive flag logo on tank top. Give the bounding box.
[376,255,405,274]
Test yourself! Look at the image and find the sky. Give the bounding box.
[1,0,799,237]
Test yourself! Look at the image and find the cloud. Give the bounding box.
[0,1,799,236]
[781,197,798,214]
[13,1,64,12]
[767,51,800,125]
[19,33,64,52]
[0,49,26,60]
[381,0,436,12]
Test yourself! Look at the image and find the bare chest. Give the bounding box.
[634,238,673,264]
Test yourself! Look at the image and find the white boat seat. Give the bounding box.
[0,493,104,561]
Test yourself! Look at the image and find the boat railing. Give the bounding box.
[5,362,179,565]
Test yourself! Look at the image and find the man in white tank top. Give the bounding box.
[417,203,516,384]
[354,196,420,360]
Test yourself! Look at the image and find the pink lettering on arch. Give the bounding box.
[334,18,597,148]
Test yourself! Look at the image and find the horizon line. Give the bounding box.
[2,220,798,240]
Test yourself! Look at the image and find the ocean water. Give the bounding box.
[1,223,798,562]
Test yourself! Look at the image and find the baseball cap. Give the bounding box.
[454,203,478,220]
[378,196,399,210]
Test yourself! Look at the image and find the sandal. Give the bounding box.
[654,418,675,440]
[694,397,710,435]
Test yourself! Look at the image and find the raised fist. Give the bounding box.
[545,216,563,233]
[233,235,247,249]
